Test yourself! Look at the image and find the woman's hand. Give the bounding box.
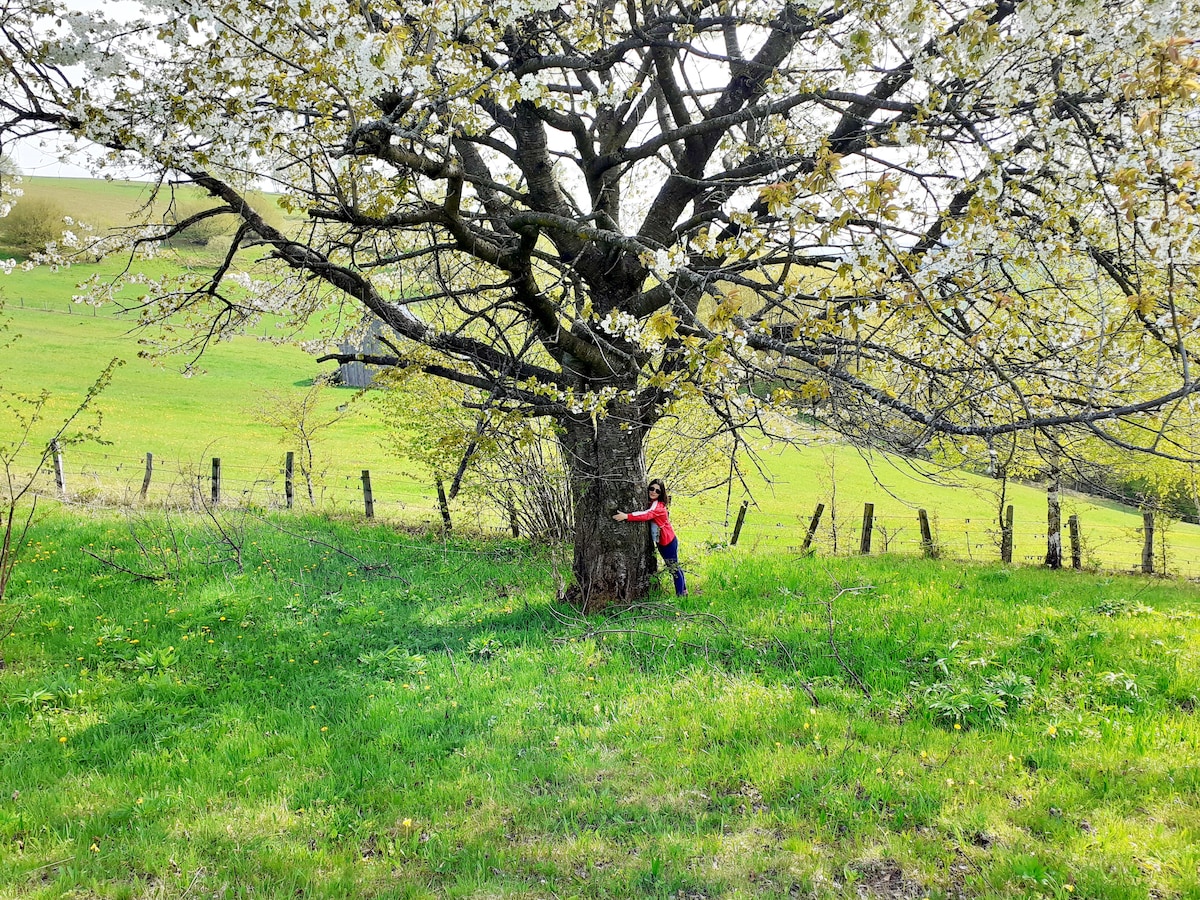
[612,511,628,521]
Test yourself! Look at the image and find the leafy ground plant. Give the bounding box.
[0,509,1197,899]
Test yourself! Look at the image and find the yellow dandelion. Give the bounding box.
[136,798,143,805]
[1047,725,1058,737]
[321,726,328,732]
[59,736,67,744]
[953,723,961,730]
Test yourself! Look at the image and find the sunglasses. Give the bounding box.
[648,487,660,493]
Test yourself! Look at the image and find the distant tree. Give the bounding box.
[2,0,1199,608]
[252,377,350,507]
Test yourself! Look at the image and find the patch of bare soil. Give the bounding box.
[845,858,925,899]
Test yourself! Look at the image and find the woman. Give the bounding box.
[612,478,688,597]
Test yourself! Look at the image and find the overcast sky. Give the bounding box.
[9,0,147,179]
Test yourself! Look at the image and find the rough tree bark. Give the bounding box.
[560,405,659,612]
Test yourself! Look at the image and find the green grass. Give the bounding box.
[5,294,1200,576]
[1,176,294,249]
[4,178,1200,574]
[2,508,1198,898]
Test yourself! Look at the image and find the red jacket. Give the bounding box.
[626,500,676,546]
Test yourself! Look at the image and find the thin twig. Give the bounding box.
[824,584,874,698]
[773,637,819,707]
[246,512,410,583]
[81,548,168,582]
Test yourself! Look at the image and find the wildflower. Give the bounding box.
[136,798,143,805]
[59,736,67,744]
[402,818,413,828]
[321,726,328,732]
[953,723,961,731]
[89,842,99,853]
[1047,725,1058,738]
[1065,886,1074,893]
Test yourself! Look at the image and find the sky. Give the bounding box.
[8,0,147,180]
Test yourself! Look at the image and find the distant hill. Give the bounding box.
[1,176,293,254]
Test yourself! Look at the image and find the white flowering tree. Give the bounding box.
[2,0,1199,608]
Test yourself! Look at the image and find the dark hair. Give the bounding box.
[647,478,669,506]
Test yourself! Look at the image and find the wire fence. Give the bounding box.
[8,440,1200,579]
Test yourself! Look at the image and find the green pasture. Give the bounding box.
[0,176,294,247]
[3,176,1200,573]
[1,510,1197,898]
[3,291,1200,577]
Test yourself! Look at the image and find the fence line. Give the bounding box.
[8,443,1200,578]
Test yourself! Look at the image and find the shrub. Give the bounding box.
[0,197,65,252]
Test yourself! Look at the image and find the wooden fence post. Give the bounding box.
[1141,510,1155,574]
[1001,505,1014,563]
[436,477,452,531]
[51,440,66,496]
[1045,474,1062,569]
[284,452,295,510]
[801,502,825,553]
[361,470,375,519]
[918,509,935,558]
[211,458,222,505]
[859,503,874,554]
[140,452,153,501]
[730,500,749,546]
[1068,514,1082,570]
[508,501,520,538]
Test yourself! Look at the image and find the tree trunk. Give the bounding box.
[560,408,657,613]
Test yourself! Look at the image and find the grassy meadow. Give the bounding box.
[5,176,1200,571]
[1,510,1198,898]
[4,287,1200,575]
[2,177,1200,898]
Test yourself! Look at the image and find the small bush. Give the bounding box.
[0,197,65,252]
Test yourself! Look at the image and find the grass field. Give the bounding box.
[3,293,1200,576]
[4,177,1200,574]
[1,509,1197,898]
[0,176,293,249]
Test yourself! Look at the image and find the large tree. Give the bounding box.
[2,0,1198,608]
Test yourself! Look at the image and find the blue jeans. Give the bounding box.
[657,537,687,596]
